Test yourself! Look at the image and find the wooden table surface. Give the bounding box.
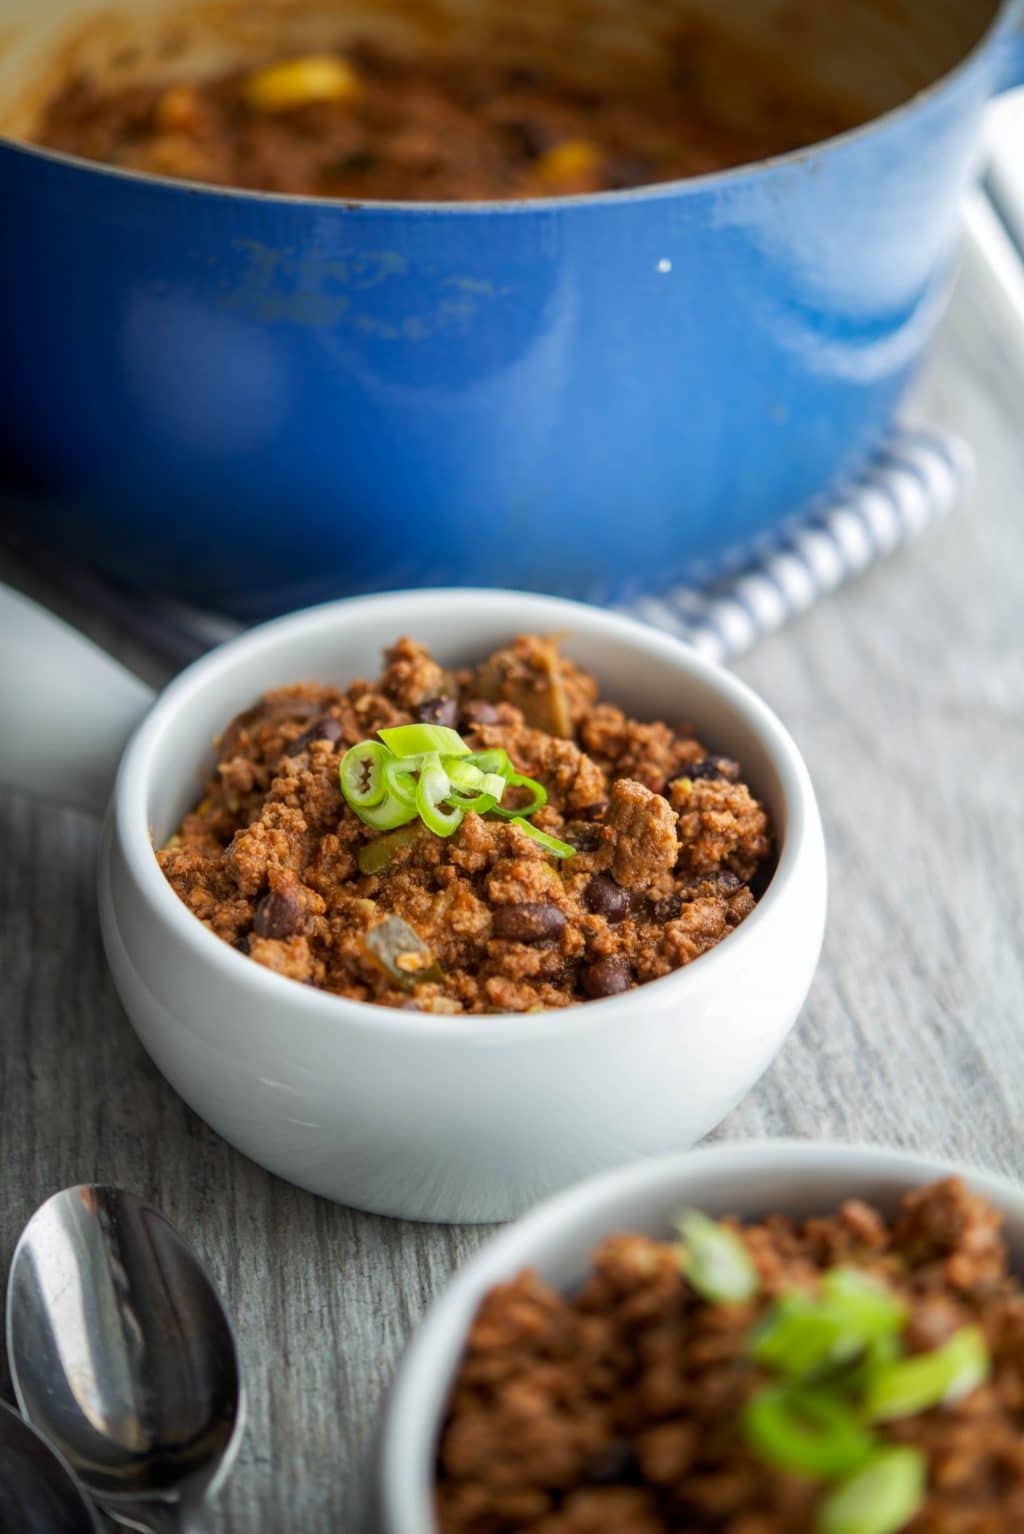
[2,256,1023,1534]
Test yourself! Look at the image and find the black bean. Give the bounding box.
[677,756,742,783]
[492,902,567,944]
[286,715,343,755]
[416,696,458,729]
[501,118,554,159]
[253,887,303,939]
[326,149,379,176]
[590,1441,634,1484]
[460,699,500,729]
[563,822,604,853]
[506,64,548,90]
[649,894,682,923]
[581,957,632,999]
[584,874,630,925]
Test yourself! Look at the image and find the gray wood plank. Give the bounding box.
[1,262,1022,1533]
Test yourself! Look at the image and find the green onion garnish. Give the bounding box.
[354,790,419,831]
[741,1385,876,1479]
[733,1259,970,1534]
[444,758,487,793]
[821,1269,907,1339]
[864,1324,989,1422]
[378,723,469,760]
[510,818,575,859]
[491,771,548,820]
[339,740,389,808]
[446,774,507,816]
[416,759,464,838]
[464,748,512,777]
[677,1209,759,1304]
[750,1272,904,1382]
[816,1447,926,1534]
[341,723,570,853]
[383,754,420,810]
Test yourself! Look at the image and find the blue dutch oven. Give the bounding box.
[0,0,1022,616]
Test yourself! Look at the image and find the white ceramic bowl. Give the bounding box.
[379,1140,1024,1534]
[1,585,826,1222]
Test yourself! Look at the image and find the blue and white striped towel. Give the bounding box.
[625,425,972,664]
[35,424,972,668]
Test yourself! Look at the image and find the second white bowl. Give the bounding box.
[380,1140,1024,1534]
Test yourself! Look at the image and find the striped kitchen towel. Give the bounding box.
[624,425,972,665]
[16,424,972,669]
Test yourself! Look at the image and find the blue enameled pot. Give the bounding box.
[1,0,1021,615]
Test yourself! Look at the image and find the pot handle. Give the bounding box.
[0,583,155,817]
[996,0,1024,91]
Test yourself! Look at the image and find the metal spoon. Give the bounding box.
[5,1187,245,1534]
[0,1400,102,1533]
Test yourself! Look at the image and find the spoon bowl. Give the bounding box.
[5,1186,245,1532]
[0,1401,101,1533]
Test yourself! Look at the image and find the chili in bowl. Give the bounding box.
[380,1142,1024,1532]
[156,630,776,1015]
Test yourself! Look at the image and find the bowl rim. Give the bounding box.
[113,585,821,1041]
[379,1137,1024,1534]
[0,0,1010,213]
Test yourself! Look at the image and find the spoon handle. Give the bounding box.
[102,1500,203,1534]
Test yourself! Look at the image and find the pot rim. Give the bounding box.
[0,0,1013,214]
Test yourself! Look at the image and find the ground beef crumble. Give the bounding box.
[436,1179,1024,1533]
[157,634,773,1012]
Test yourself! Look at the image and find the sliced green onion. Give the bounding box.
[742,1385,876,1480]
[416,761,463,838]
[383,755,419,809]
[446,771,508,815]
[491,772,548,820]
[447,791,498,815]
[464,748,513,778]
[821,1269,906,1341]
[355,791,419,831]
[378,723,469,760]
[754,1303,879,1382]
[750,1270,903,1382]
[833,1330,904,1397]
[444,758,487,793]
[750,1294,854,1379]
[340,741,389,809]
[356,825,419,876]
[816,1447,926,1534]
[511,818,575,859]
[864,1324,989,1422]
[677,1209,759,1304]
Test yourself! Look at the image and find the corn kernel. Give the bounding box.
[533,138,601,185]
[154,84,200,132]
[242,54,359,114]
